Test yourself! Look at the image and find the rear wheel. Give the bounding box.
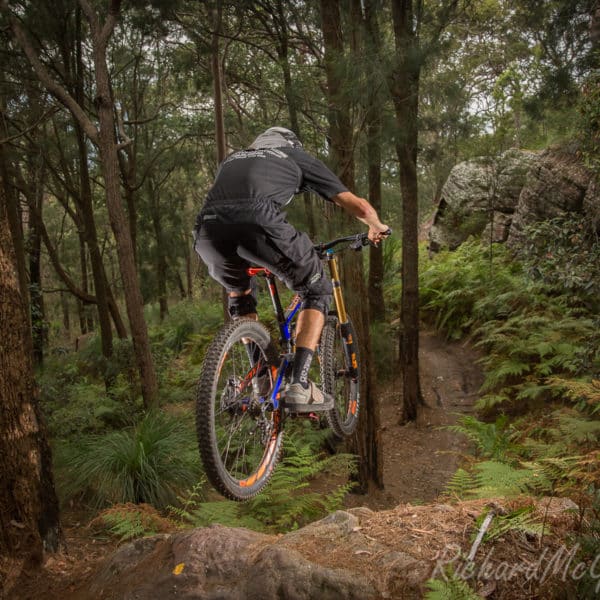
[320,316,360,438]
[196,319,282,500]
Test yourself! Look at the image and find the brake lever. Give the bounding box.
[359,228,392,249]
[349,235,367,251]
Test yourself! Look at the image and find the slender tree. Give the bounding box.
[0,175,62,571]
[320,0,383,491]
[363,0,386,322]
[389,0,460,423]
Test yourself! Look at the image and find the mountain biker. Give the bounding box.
[193,126,389,412]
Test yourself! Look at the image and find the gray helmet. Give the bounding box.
[249,126,302,149]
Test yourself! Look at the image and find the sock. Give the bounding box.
[292,347,314,389]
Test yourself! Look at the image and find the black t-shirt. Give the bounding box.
[205,147,348,207]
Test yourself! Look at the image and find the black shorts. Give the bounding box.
[194,199,332,313]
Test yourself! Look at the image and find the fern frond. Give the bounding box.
[482,506,546,542]
[471,461,551,498]
[425,575,483,599]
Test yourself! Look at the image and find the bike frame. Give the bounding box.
[246,240,357,411]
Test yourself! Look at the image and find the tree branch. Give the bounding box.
[0,107,59,144]
[0,2,99,145]
[99,0,122,47]
[77,0,100,35]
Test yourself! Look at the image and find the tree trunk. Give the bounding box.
[320,0,383,491]
[209,0,231,321]
[91,18,158,407]
[0,179,62,570]
[211,1,227,164]
[29,157,46,367]
[61,290,70,334]
[73,6,113,357]
[1,1,144,390]
[272,0,316,238]
[390,0,424,423]
[77,231,92,334]
[364,0,385,323]
[0,107,29,312]
[149,181,169,321]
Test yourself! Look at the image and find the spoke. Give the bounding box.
[213,334,275,481]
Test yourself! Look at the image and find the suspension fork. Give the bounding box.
[326,253,359,379]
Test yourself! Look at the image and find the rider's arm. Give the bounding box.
[332,191,389,243]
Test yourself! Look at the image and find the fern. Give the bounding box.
[91,503,175,542]
[474,391,511,411]
[425,574,483,600]
[447,415,519,461]
[478,506,546,542]
[473,460,552,498]
[445,461,552,500]
[444,468,476,500]
[547,377,600,411]
[175,433,356,533]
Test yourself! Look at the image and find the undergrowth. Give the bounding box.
[423,228,599,594]
[54,410,202,509]
[172,425,356,534]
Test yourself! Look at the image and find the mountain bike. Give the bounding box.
[196,231,387,501]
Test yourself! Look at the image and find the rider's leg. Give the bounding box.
[228,289,257,321]
[291,308,325,389]
[228,289,261,366]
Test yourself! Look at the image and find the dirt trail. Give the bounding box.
[351,330,484,510]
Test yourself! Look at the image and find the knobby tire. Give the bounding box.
[320,316,360,438]
[196,319,282,501]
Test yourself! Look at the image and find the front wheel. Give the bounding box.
[196,319,283,501]
[320,316,360,438]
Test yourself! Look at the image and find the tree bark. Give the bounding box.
[70,7,113,355]
[0,176,62,569]
[0,104,29,312]
[86,0,158,408]
[320,0,383,491]
[211,1,227,164]
[390,0,424,423]
[364,0,386,323]
[209,0,231,321]
[29,155,46,366]
[149,180,169,320]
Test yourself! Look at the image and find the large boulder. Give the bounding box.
[429,149,539,251]
[80,512,377,600]
[74,498,578,600]
[507,145,596,246]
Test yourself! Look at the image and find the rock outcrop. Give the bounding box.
[507,146,595,247]
[77,498,578,600]
[429,149,539,251]
[428,145,599,252]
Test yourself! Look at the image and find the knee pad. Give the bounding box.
[301,272,333,315]
[301,295,332,315]
[228,293,257,319]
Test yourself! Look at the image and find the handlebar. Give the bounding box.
[314,228,392,258]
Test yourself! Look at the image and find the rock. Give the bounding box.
[482,211,513,244]
[429,149,539,251]
[283,510,360,541]
[507,146,593,247]
[82,523,375,600]
[77,497,582,600]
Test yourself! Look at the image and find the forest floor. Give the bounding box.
[345,329,483,511]
[4,329,484,600]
